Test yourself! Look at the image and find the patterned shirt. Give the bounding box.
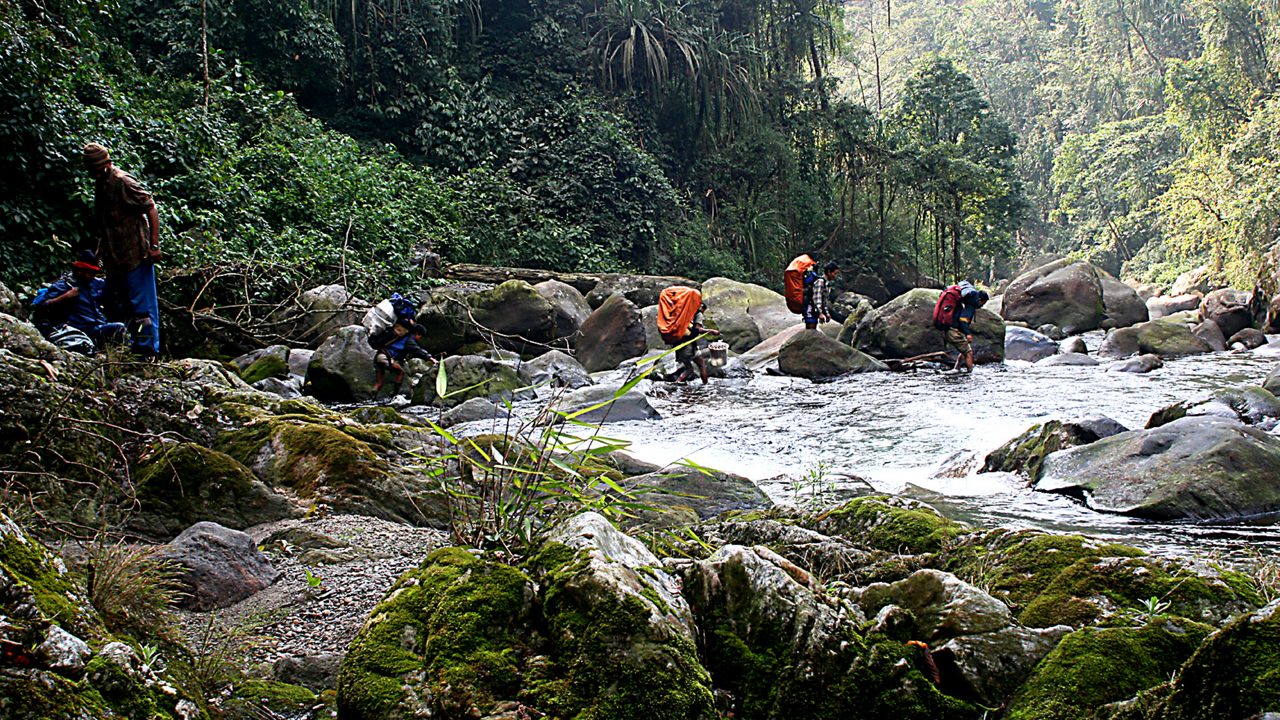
[94,166,155,273]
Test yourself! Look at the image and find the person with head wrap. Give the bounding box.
[31,250,127,351]
[83,142,163,357]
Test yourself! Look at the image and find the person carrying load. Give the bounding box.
[657,286,720,384]
[785,255,839,330]
[31,250,127,354]
[931,281,989,373]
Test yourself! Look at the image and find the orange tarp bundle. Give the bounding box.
[657,286,702,344]
[784,254,816,314]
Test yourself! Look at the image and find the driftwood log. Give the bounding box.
[883,351,952,372]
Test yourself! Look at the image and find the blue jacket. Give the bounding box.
[35,275,109,333]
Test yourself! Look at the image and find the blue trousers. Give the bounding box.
[106,264,160,355]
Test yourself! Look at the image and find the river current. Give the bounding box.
[566,334,1280,560]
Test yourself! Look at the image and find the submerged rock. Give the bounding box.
[1036,352,1098,367]
[1036,416,1280,520]
[1107,353,1164,373]
[1147,386,1280,428]
[549,383,660,423]
[160,521,280,611]
[778,330,887,378]
[981,418,1125,481]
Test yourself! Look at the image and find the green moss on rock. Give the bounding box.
[337,547,536,719]
[1156,601,1280,720]
[224,680,317,719]
[217,419,386,495]
[1006,619,1211,720]
[809,496,965,554]
[238,354,289,385]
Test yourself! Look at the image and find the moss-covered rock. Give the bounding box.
[239,352,290,385]
[980,420,1110,481]
[410,354,534,408]
[1155,600,1280,720]
[223,680,318,720]
[1006,619,1212,720]
[336,547,538,718]
[807,496,966,555]
[468,280,559,351]
[854,288,1004,364]
[1019,555,1257,628]
[129,442,296,540]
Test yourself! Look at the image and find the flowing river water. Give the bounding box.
[551,334,1280,561]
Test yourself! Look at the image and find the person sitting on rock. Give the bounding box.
[370,321,432,393]
[948,283,989,373]
[31,250,127,353]
[803,260,840,330]
[674,302,721,384]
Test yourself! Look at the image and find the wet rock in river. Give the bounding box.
[981,418,1124,482]
[1036,352,1098,366]
[1107,353,1164,373]
[1097,319,1212,359]
[854,288,1004,364]
[576,293,649,372]
[1005,326,1059,363]
[1192,319,1227,351]
[1229,327,1268,350]
[779,330,887,378]
[1002,259,1106,335]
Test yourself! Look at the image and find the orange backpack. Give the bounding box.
[657,286,702,344]
[784,255,816,314]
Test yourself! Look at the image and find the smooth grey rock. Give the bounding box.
[1059,336,1088,354]
[639,305,667,351]
[273,653,342,692]
[1204,288,1254,339]
[1005,326,1059,363]
[1037,324,1066,340]
[440,397,511,427]
[701,277,797,352]
[981,417,1126,481]
[1230,328,1268,350]
[859,569,1013,639]
[1002,260,1106,335]
[525,349,593,389]
[1149,386,1280,428]
[1194,319,1228,351]
[1148,293,1202,320]
[549,384,659,423]
[1097,319,1212,359]
[1107,353,1164,373]
[1099,270,1149,329]
[1037,416,1280,520]
[1035,352,1098,367]
[778,330,887,379]
[305,325,377,402]
[576,294,648,373]
[534,279,591,341]
[586,274,698,310]
[625,465,771,520]
[252,375,303,399]
[160,522,280,611]
[283,285,370,347]
[738,326,806,371]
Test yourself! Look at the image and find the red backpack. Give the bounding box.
[932,285,964,331]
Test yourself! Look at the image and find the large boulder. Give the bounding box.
[1097,319,1212,359]
[1229,327,1268,349]
[305,325,377,402]
[1192,319,1227,351]
[129,443,296,539]
[858,569,1070,706]
[1154,600,1280,720]
[1169,265,1218,296]
[1005,326,1059,363]
[737,325,806,372]
[159,522,280,611]
[1036,416,1280,520]
[639,305,667,351]
[1148,293,1202,320]
[412,355,533,408]
[534,279,591,340]
[283,284,370,347]
[855,288,1005,364]
[586,274,699,309]
[1001,259,1106,335]
[1147,386,1280,428]
[832,291,876,322]
[1005,620,1211,720]
[548,384,660,423]
[468,280,558,351]
[678,544,863,716]
[525,349,593,389]
[0,312,59,360]
[576,294,648,372]
[981,418,1126,482]
[414,288,474,355]
[778,330,887,379]
[701,277,796,352]
[1099,270,1149,329]
[1203,288,1254,338]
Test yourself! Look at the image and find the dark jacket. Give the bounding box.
[34,275,109,334]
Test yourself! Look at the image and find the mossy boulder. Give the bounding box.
[1006,619,1212,720]
[469,280,559,351]
[238,348,290,385]
[0,312,60,359]
[778,330,887,378]
[304,324,378,401]
[701,277,796,352]
[129,442,297,540]
[678,543,863,718]
[1036,416,1280,520]
[1097,319,1213,359]
[336,547,537,719]
[1017,555,1257,628]
[854,289,1005,364]
[223,680,318,720]
[410,354,534,408]
[807,496,965,554]
[1155,600,1280,720]
[980,418,1123,482]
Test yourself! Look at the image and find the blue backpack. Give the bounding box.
[389,293,417,324]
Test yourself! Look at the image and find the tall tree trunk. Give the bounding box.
[201,0,210,109]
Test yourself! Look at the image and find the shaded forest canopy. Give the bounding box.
[2,0,1277,302]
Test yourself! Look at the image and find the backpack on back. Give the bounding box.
[932,285,965,331]
[784,255,817,314]
[364,293,417,336]
[657,286,702,344]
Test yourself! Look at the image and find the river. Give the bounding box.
[564,334,1280,560]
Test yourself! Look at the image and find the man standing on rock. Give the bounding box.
[803,260,840,330]
[83,142,162,358]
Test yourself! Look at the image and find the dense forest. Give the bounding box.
[2,0,1277,304]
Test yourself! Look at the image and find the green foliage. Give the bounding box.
[83,540,184,642]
